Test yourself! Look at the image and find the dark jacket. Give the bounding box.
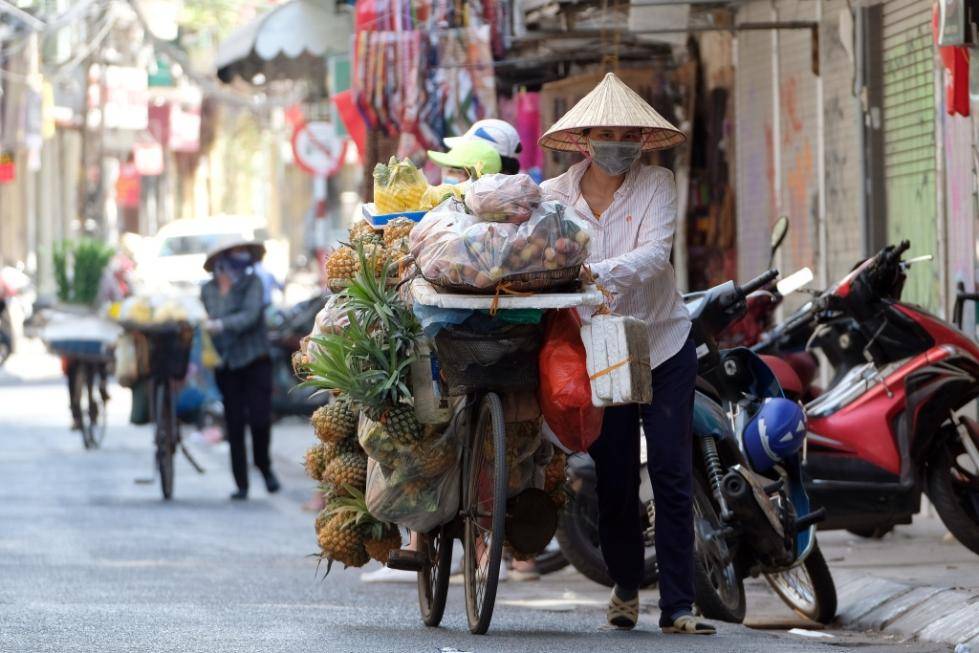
[201,272,269,370]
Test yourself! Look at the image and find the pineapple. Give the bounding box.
[311,397,358,444]
[317,512,369,568]
[349,220,381,246]
[326,246,358,284]
[413,436,457,478]
[323,450,368,491]
[378,404,424,447]
[374,157,427,214]
[364,525,402,565]
[304,445,327,482]
[322,437,359,464]
[327,487,402,564]
[384,217,415,247]
[291,349,309,380]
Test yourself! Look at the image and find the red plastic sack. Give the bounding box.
[538,309,604,452]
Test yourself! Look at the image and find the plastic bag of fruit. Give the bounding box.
[464,173,541,223]
[373,157,428,214]
[411,200,592,290]
[363,413,463,532]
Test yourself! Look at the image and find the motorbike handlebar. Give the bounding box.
[739,269,779,297]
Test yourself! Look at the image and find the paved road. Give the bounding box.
[0,351,944,653]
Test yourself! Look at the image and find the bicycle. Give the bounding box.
[125,321,202,500]
[418,391,506,635]
[66,352,111,449]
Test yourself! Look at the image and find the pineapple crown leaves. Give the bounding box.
[325,485,395,541]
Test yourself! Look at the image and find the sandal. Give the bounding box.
[606,591,639,630]
[660,614,716,635]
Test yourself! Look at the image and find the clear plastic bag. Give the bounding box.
[411,200,592,290]
[365,458,460,533]
[373,157,428,214]
[307,295,349,360]
[464,173,541,224]
[358,414,458,479]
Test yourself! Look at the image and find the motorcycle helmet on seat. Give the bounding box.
[742,397,806,472]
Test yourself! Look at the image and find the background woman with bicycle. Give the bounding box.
[202,239,280,501]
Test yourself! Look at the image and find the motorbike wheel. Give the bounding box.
[927,434,979,556]
[846,526,893,539]
[764,544,837,624]
[692,476,746,623]
[555,488,658,589]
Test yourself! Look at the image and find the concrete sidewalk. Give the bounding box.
[822,516,979,649]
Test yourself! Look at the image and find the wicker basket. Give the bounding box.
[426,265,581,295]
[122,321,194,381]
[433,323,543,396]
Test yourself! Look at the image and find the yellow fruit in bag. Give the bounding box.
[373,157,428,213]
[420,184,464,210]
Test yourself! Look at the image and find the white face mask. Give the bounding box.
[588,139,642,176]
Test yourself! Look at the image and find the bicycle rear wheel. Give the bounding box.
[86,364,108,449]
[463,392,507,635]
[72,364,94,449]
[154,380,176,500]
[418,526,453,627]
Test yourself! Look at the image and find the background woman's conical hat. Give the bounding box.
[539,72,686,152]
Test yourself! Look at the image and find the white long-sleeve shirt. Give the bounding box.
[541,160,691,369]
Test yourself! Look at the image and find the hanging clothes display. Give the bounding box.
[351,0,502,150]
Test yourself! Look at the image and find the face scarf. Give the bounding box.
[213,252,251,284]
[587,139,642,176]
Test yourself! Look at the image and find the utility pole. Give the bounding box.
[76,3,108,240]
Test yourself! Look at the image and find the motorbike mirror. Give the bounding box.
[771,216,790,254]
[776,267,814,296]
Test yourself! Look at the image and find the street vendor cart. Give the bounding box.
[410,278,603,634]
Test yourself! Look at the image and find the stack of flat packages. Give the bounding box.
[581,315,652,406]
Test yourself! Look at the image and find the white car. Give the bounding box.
[134,216,288,295]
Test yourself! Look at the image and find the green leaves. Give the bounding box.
[303,241,420,413]
[51,239,114,306]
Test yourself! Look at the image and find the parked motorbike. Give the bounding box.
[268,294,327,419]
[756,242,979,556]
[684,268,836,624]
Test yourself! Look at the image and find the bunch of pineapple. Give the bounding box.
[307,245,429,452]
[382,217,415,264]
[316,487,402,568]
[373,157,428,214]
[306,396,368,499]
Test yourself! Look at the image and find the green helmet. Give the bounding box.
[427,139,502,175]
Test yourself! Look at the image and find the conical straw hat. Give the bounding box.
[539,72,686,152]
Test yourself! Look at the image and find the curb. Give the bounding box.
[836,569,979,648]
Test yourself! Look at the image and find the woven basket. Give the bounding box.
[122,321,194,381]
[427,265,581,295]
[433,323,543,396]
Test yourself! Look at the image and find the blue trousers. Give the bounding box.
[587,337,697,618]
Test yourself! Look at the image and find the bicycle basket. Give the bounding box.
[426,265,581,295]
[133,322,194,381]
[433,323,542,396]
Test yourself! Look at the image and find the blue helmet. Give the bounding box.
[742,397,806,472]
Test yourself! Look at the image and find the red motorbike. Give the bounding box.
[760,241,979,554]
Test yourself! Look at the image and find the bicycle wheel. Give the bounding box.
[72,364,94,449]
[418,526,453,627]
[463,392,507,635]
[85,364,108,449]
[154,380,176,500]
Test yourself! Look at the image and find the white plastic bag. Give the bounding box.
[114,333,139,388]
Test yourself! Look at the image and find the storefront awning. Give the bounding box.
[215,0,353,84]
